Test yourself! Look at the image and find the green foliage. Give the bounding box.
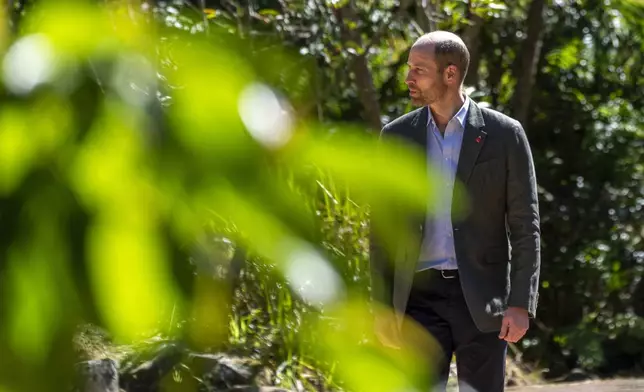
[2,0,644,388]
[207,0,644,380]
[0,1,443,391]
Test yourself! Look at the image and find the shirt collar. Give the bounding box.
[427,95,470,129]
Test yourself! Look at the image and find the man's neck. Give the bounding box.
[429,92,466,132]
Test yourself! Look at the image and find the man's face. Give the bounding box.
[405,46,447,107]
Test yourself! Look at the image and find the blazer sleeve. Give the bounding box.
[505,122,541,317]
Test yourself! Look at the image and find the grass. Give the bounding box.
[71,173,545,391]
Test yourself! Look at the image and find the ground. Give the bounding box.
[507,379,644,391]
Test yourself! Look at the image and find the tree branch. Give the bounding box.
[511,0,546,127]
[337,1,383,130]
[415,0,437,33]
[365,0,414,51]
[462,0,484,88]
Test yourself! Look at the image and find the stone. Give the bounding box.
[75,358,119,392]
[187,353,263,391]
[119,342,184,392]
[563,368,596,383]
[220,387,293,392]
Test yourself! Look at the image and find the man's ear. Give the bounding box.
[445,64,458,84]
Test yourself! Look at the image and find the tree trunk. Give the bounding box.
[351,54,383,131]
[488,44,505,108]
[415,0,437,33]
[462,1,483,88]
[338,2,382,131]
[511,0,546,127]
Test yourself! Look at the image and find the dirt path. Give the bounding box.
[507,379,644,391]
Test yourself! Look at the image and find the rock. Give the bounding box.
[221,387,293,392]
[563,368,596,383]
[71,345,294,392]
[75,358,119,392]
[188,353,262,391]
[119,342,184,392]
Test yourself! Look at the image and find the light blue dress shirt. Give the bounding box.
[417,97,469,271]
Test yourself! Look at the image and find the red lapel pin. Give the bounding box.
[475,136,482,143]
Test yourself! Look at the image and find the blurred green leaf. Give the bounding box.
[546,39,581,71]
[309,299,437,392]
[0,107,34,194]
[259,9,280,17]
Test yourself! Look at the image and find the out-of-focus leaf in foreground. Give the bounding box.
[0,1,445,390]
[308,298,440,392]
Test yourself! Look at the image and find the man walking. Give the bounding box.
[369,31,541,391]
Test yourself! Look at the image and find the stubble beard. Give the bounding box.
[410,85,448,107]
[410,91,428,107]
[419,85,449,107]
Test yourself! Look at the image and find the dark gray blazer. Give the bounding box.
[369,99,541,333]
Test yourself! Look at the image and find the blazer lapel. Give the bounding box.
[456,100,487,185]
[407,106,429,149]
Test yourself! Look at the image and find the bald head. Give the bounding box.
[411,31,470,84]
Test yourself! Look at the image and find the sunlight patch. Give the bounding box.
[3,34,55,95]
[285,244,344,306]
[238,83,293,149]
[111,53,156,107]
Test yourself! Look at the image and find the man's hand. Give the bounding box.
[499,307,529,343]
[374,310,402,349]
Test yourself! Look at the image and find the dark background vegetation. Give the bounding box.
[1,0,643,391]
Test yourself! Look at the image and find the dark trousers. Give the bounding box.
[404,268,507,392]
